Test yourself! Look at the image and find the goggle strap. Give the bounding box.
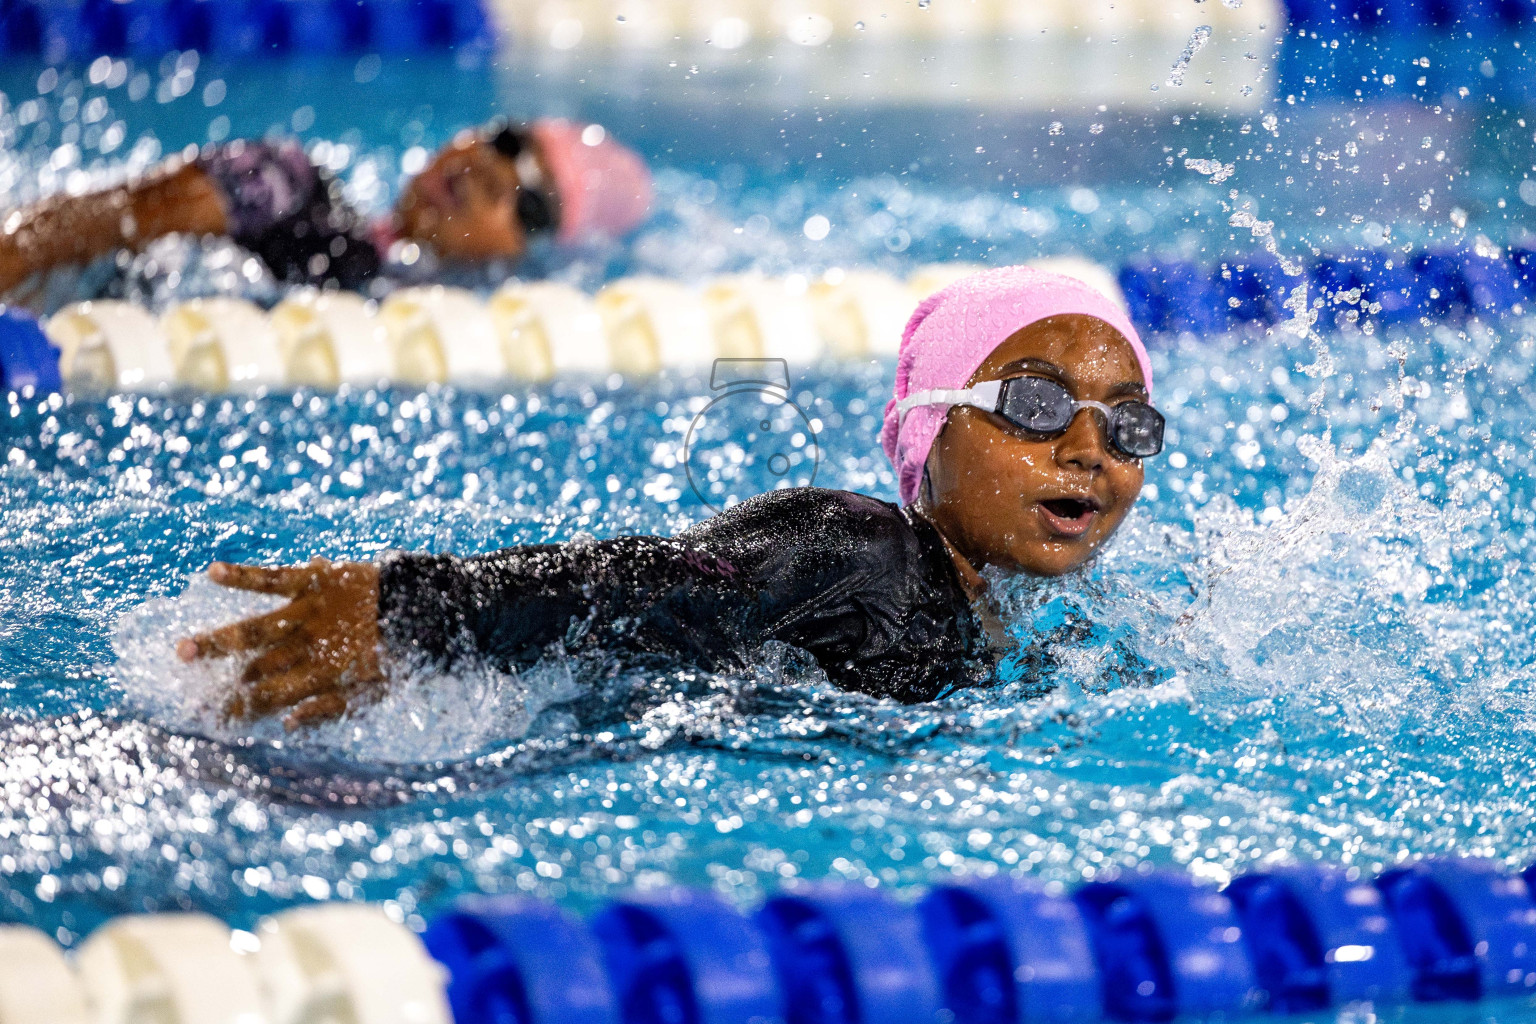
[895,380,1002,420]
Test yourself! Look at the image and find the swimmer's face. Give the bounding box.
[394,134,531,262]
[922,314,1147,577]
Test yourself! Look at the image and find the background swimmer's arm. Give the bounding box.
[0,160,228,301]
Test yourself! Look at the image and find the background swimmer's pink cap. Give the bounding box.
[880,265,1152,506]
[530,118,653,244]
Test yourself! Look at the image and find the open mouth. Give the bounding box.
[1038,496,1102,537]
[1041,497,1100,520]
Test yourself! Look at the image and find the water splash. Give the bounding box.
[1168,26,1213,87]
[1184,157,1235,184]
[112,575,583,762]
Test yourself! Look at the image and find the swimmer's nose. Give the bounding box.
[1055,408,1107,474]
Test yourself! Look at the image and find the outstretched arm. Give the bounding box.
[180,536,749,729]
[178,489,965,728]
[0,159,229,300]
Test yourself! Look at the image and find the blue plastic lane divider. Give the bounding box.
[1119,257,1229,335]
[1414,248,1474,318]
[1283,0,1535,25]
[1353,251,1422,325]
[1374,861,1490,1001]
[0,306,63,394]
[1074,874,1258,1023]
[0,0,45,54]
[367,0,488,51]
[1227,866,1412,1012]
[158,0,266,58]
[1215,255,1291,327]
[0,0,491,56]
[1461,249,1525,313]
[1311,253,1361,306]
[591,887,782,1024]
[757,884,942,1024]
[1162,260,1230,336]
[1117,261,1170,337]
[1377,860,1536,1003]
[920,878,1101,1024]
[1132,258,1227,334]
[1514,246,1536,298]
[1119,244,1532,336]
[422,896,619,1024]
[1071,879,1175,1022]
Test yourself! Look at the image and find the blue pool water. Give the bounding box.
[2,43,1536,1022]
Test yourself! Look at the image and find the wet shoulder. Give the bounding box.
[681,487,921,568]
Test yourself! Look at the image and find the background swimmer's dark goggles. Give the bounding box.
[895,375,1164,459]
[997,375,1164,458]
[489,125,556,235]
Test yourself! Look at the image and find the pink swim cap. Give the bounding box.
[529,118,653,244]
[880,265,1152,506]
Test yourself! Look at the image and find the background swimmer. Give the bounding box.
[174,266,1162,728]
[0,118,651,301]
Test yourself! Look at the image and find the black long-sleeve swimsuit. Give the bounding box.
[377,488,992,702]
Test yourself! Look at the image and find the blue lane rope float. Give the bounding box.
[592,887,783,1024]
[920,878,1102,1024]
[1074,873,1260,1022]
[0,0,492,57]
[1377,859,1536,1002]
[6,246,1534,397]
[423,896,620,1024]
[757,884,943,1024]
[0,305,63,394]
[1283,0,1536,27]
[1118,243,1534,335]
[8,858,1536,1022]
[414,860,1536,1024]
[1,0,1529,58]
[1226,865,1413,1011]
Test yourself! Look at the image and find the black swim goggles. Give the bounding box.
[896,375,1165,459]
[488,122,557,235]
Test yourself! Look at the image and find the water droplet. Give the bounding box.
[1167,25,1212,87]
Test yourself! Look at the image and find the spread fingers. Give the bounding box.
[178,597,315,661]
[249,662,338,717]
[283,692,350,730]
[207,562,312,597]
[240,640,310,684]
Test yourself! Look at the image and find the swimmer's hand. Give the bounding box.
[176,558,382,730]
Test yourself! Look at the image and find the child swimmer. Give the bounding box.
[178,266,1163,727]
[0,119,651,301]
